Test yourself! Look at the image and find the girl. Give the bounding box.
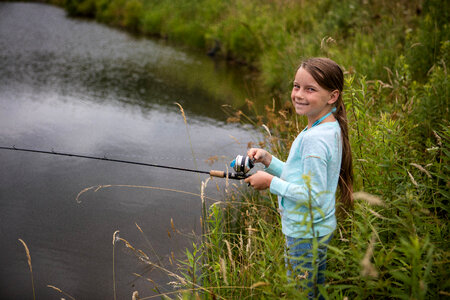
[244,57,353,298]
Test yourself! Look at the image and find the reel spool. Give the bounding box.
[230,155,254,175]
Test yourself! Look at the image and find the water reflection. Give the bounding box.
[0,2,263,299]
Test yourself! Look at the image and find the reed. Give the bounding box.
[112,230,120,300]
[47,285,77,300]
[175,102,201,185]
[75,184,220,203]
[18,239,36,300]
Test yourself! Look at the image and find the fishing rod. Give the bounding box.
[0,146,254,180]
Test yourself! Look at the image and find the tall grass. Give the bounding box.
[171,70,448,298]
[18,239,36,300]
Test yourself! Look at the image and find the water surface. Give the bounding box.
[0,3,263,299]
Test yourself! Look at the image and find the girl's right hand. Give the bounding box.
[247,148,272,168]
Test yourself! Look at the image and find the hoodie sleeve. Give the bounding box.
[264,155,285,177]
[269,136,330,207]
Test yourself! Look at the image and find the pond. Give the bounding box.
[0,2,266,299]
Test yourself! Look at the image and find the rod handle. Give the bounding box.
[209,170,226,178]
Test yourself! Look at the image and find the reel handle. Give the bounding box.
[209,170,249,180]
[209,170,226,178]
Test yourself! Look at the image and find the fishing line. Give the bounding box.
[0,146,253,180]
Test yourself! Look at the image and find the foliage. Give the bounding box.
[60,1,445,89]
[182,71,449,298]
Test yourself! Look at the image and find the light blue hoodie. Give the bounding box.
[265,121,342,238]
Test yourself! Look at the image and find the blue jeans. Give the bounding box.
[285,234,333,299]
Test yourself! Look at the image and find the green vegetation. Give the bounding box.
[63,0,448,94]
[55,0,449,298]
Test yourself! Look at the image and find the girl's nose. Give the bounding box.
[294,88,304,99]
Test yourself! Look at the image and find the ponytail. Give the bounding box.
[300,57,354,213]
[334,96,354,213]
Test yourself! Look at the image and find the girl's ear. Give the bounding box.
[327,90,339,105]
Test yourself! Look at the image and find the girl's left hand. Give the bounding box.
[244,171,274,190]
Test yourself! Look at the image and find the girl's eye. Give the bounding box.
[306,87,315,92]
[293,84,300,89]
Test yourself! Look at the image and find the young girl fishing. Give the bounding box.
[244,57,353,299]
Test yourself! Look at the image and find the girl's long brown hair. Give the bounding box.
[300,57,354,211]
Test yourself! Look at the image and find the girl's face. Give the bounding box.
[291,67,338,123]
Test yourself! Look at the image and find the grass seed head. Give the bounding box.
[353,191,385,206]
[360,233,378,278]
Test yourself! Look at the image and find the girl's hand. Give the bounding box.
[244,171,274,190]
[247,148,272,168]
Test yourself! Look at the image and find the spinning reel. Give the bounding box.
[209,155,254,180]
[230,155,255,178]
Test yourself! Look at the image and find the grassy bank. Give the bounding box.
[52,0,449,298]
[64,0,447,93]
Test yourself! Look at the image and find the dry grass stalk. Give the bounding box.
[219,256,229,285]
[137,249,150,261]
[239,233,244,260]
[246,226,253,256]
[408,171,419,187]
[18,238,35,300]
[368,208,387,219]
[245,98,254,109]
[353,191,385,206]
[133,248,152,264]
[115,235,225,299]
[175,102,200,183]
[360,233,378,278]
[262,124,271,137]
[138,284,270,300]
[170,218,175,232]
[410,163,432,178]
[205,155,219,165]
[201,178,210,205]
[432,130,442,146]
[112,230,120,245]
[132,272,163,295]
[225,164,230,191]
[338,227,349,242]
[47,285,76,300]
[226,116,241,123]
[75,184,219,203]
[75,185,102,203]
[112,230,120,300]
[201,178,210,243]
[174,102,187,124]
[250,281,270,289]
[320,36,336,50]
[132,291,139,300]
[224,239,235,270]
[296,271,309,280]
[117,237,137,252]
[18,239,32,272]
[228,134,240,144]
[135,223,162,266]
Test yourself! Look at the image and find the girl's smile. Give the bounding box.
[291,67,338,127]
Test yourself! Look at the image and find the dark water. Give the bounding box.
[0,3,264,299]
